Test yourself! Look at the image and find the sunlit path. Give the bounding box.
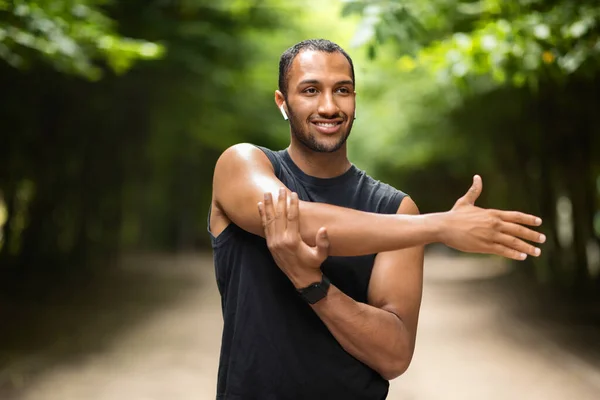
[389,254,600,400]
[3,253,600,400]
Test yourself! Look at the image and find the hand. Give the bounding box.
[440,175,546,260]
[258,188,330,288]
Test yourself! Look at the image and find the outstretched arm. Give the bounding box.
[212,143,545,259]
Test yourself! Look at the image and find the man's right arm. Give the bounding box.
[211,143,545,259]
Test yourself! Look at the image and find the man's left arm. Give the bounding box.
[258,189,424,380]
[311,197,424,380]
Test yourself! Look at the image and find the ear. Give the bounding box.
[274,90,288,121]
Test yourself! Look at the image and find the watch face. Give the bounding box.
[299,275,330,304]
[303,286,326,304]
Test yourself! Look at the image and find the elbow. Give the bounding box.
[379,357,412,381]
[377,314,416,380]
[380,362,410,381]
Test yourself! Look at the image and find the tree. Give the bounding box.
[0,0,163,79]
[0,0,287,273]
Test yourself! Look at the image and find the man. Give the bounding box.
[208,39,545,399]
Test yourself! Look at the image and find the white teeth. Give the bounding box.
[315,122,337,127]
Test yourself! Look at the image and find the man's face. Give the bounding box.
[282,50,356,153]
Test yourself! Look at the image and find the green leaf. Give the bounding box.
[341,0,365,17]
[367,43,377,59]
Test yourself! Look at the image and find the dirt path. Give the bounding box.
[388,255,600,400]
[2,252,600,399]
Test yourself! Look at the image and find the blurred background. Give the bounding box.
[0,0,599,399]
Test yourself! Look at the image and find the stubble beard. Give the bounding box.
[287,103,353,153]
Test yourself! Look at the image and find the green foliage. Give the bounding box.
[0,0,163,79]
[0,0,597,296]
[343,0,600,89]
[0,0,289,269]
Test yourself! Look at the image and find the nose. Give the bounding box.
[317,91,340,118]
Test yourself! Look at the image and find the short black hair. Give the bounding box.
[278,39,355,97]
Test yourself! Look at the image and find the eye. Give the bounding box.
[336,87,351,94]
[303,87,318,94]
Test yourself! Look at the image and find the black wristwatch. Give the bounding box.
[297,274,330,304]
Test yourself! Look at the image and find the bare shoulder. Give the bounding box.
[211,143,273,235]
[210,143,283,237]
[214,143,273,173]
[397,196,420,215]
[212,142,280,201]
[213,143,274,192]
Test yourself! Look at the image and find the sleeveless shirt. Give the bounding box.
[208,146,407,400]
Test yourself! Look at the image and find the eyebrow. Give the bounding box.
[298,79,354,86]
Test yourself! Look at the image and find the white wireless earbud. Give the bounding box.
[279,105,288,121]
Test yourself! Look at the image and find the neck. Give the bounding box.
[287,141,351,179]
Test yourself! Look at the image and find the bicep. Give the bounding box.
[212,143,286,237]
[367,196,424,344]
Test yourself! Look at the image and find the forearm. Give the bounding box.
[311,285,413,380]
[298,201,441,256]
[221,189,442,257]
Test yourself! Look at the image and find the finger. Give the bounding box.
[496,210,543,227]
[495,232,541,257]
[501,221,546,244]
[263,192,276,236]
[454,175,482,207]
[287,192,300,234]
[313,227,330,261]
[464,175,482,205]
[275,187,287,232]
[258,202,267,231]
[490,243,528,261]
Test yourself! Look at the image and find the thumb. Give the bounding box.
[314,227,330,261]
[460,174,483,206]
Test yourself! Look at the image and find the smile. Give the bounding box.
[311,120,343,135]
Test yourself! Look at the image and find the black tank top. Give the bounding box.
[208,146,406,400]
